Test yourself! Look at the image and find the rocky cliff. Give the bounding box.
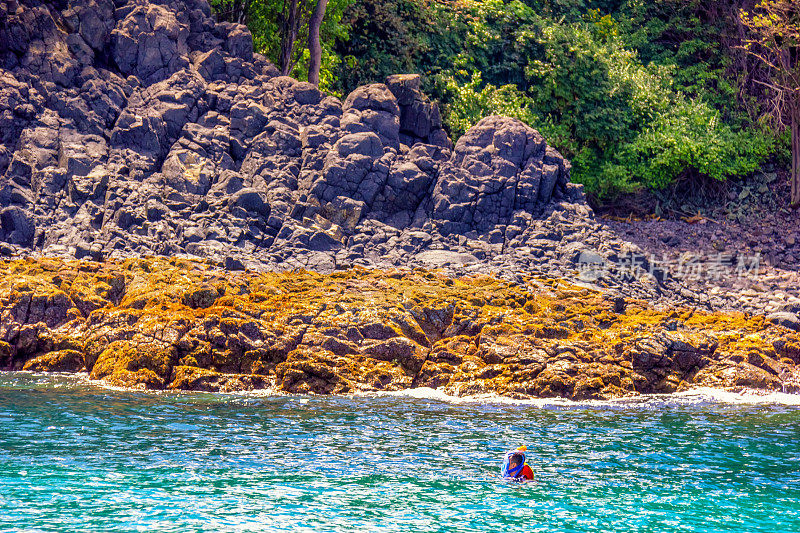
[0,0,587,276]
[9,0,781,314]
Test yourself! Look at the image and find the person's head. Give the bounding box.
[509,452,525,469]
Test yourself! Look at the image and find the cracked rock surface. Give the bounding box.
[0,0,580,270]
[1,0,680,299]
[3,257,799,398]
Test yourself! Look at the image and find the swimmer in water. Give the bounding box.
[501,445,534,481]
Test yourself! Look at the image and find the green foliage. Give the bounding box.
[331,0,464,93]
[434,71,538,140]
[426,1,774,197]
[612,0,744,123]
[436,0,538,88]
[227,0,785,199]
[594,100,774,196]
[210,0,352,95]
[332,0,424,91]
[522,15,773,196]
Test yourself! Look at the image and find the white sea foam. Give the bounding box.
[360,386,800,407]
[5,371,800,406]
[670,387,800,406]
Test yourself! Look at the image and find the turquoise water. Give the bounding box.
[1,373,799,532]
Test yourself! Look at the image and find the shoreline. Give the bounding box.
[2,256,799,401]
[5,370,800,407]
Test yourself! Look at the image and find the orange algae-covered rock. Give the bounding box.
[0,257,798,397]
[168,365,268,392]
[22,349,85,372]
[90,341,177,389]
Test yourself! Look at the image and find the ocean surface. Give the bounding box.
[1,372,799,533]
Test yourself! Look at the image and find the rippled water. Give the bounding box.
[1,372,799,532]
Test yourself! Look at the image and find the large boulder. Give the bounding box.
[311,132,391,205]
[385,74,450,149]
[0,206,35,245]
[341,84,400,149]
[431,115,573,234]
[111,2,190,84]
[110,69,208,173]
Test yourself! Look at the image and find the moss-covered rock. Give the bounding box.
[169,365,267,392]
[90,341,177,389]
[22,349,84,372]
[0,257,797,398]
[0,341,12,368]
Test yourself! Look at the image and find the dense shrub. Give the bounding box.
[434,71,538,140]
[331,0,429,92]
[425,1,775,197]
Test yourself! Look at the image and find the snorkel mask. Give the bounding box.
[501,446,528,478]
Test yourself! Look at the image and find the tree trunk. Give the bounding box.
[216,0,249,24]
[792,103,800,207]
[236,0,249,25]
[279,0,300,76]
[307,0,329,86]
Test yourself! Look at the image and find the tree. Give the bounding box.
[211,0,251,24]
[740,0,800,206]
[307,0,330,85]
[211,0,331,85]
[279,0,304,76]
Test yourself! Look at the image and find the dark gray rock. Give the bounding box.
[308,231,343,252]
[431,115,569,234]
[342,84,400,149]
[293,82,323,105]
[766,312,800,332]
[220,22,253,62]
[224,256,245,271]
[386,74,449,149]
[193,48,226,81]
[111,2,189,85]
[320,196,365,232]
[0,207,35,246]
[779,302,800,314]
[231,189,270,217]
[311,132,389,205]
[385,74,421,105]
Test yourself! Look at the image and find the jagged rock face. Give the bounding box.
[0,0,588,274]
[432,115,576,235]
